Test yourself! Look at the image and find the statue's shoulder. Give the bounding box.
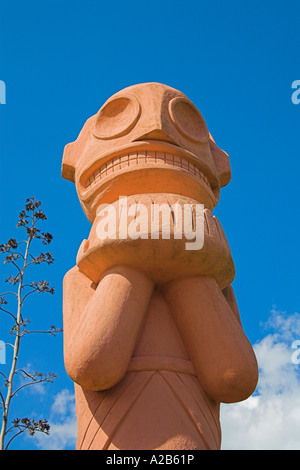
[63,265,96,291]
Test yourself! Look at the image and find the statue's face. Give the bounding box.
[62,83,231,222]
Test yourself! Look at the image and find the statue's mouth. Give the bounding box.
[83,150,212,191]
[78,141,220,205]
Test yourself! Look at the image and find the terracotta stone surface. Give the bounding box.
[62,83,258,450]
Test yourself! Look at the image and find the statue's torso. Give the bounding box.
[74,289,221,450]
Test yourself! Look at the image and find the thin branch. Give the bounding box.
[11,379,49,398]
[0,371,8,381]
[4,428,25,450]
[10,261,22,275]
[24,260,37,268]
[0,292,18,297]
[0,387,8,397]
[0,306,17,321]
[12,252,24,260]
[15,369,33,379]
[0,391,5,408]
[5,424,50,450]
[21,289,38,304]
[21,328,62,336]
[0,342,14,349]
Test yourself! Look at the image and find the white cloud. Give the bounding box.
[33,388,77,450]
[50,388,75,417]
[220,309,300,450]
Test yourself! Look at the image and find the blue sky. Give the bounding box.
[0,0,300,450]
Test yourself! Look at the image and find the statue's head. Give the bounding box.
[62,82,231,222]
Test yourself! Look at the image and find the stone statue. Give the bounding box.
[62,83,258,450]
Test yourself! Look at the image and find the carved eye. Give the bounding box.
[93,95,141,140]
[169,97,209,143]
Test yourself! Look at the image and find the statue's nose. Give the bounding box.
[133,106,180,145]
[135,127,178,145]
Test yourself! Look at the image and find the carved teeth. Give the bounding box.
[84,151,211,190]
